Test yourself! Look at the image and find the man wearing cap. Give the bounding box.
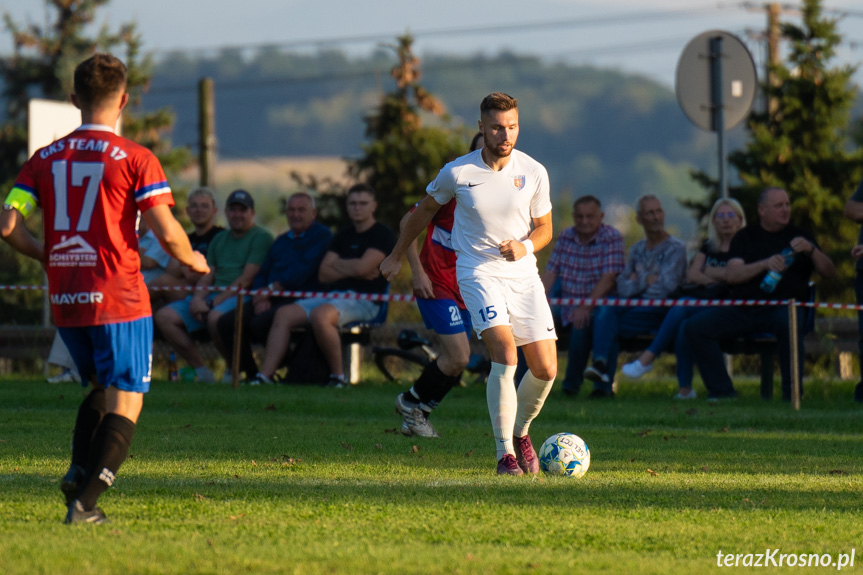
[155,189,273,382]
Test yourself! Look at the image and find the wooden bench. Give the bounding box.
[0,312,857,387]
[0,326,56,375]
[616,331,784,399]
[230,297,391,385]
[613,315,857,399]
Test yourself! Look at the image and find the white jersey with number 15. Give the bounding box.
[426,148,551,279]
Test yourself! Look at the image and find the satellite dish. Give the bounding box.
[676,30,757,132]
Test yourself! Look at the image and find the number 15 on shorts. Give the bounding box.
[478,305,497,322]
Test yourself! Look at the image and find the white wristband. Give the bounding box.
[523,239,535,254]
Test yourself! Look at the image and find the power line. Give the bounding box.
[149,7,725,56]
[127,3,862,97]
[146,31,736,96]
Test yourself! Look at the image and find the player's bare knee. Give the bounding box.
[490,350,519,366]
[530,368,557,381]
[452,354,470,373]
[439,354,469,375]
[529,356,557,381]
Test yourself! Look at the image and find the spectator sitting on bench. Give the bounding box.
[147,187,224,306]
[542,195,624,398]
[685,187,835,401]
[582,194,687,398]
[216,192,333,381]
[155,190,273,382]
[620,197,746,399]
[249,183,395,388]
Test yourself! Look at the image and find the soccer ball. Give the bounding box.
[538,432,590,477]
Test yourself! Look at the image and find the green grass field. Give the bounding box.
[1,374,863,574]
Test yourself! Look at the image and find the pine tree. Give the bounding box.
[689,0,863,300]
[349,34,467,229]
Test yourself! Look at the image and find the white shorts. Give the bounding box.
[458,272,557,346]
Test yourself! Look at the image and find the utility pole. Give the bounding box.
[198,77,216,187]
[744,2,797,116]
[766,2,781,116]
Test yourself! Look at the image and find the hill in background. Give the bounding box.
[146,49,756,241]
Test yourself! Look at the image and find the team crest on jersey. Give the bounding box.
[513,175,526,190]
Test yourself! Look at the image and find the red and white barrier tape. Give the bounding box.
[3,284,862,310]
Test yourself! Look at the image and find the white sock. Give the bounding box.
[514,370,555,438]
[487,362,518,459]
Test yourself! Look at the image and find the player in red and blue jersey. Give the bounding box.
[393,133,483,438]
[0,54,208,524]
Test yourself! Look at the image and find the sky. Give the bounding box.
[2,0,863,90]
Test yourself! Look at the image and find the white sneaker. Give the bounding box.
[394,394,439,438]
[674,389,697,400]
[47,368,80,384]
[621,360,653,379]
[248,372,274,386]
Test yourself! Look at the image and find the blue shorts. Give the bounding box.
[417,298,472,335]
[166,293,246,333]
[59,317,154,393]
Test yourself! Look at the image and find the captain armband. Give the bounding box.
[4,187,38,218]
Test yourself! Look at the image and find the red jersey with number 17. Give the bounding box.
[11,125,174,327]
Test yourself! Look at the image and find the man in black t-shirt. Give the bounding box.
[185,187,224,254]
[684,188,835,401]
[149,187,224,305]
[250,184,396,387]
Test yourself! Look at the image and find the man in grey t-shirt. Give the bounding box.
[583,195,687,397]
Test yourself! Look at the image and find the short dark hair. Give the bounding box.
[758,187,786,205]
[188,187,216,206]
[469,131,484,152]
[480,92,518,118]
[74,53,127,109]
[347,183,376,200]
[574,195,602,210]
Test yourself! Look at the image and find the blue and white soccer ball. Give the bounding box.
[538,432,590,478]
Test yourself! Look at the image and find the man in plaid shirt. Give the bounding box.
[543,195,624,397]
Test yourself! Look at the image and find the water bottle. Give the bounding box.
[760,247,795,293]
[168,352,179,382]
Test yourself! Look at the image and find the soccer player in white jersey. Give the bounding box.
[380,92,557,476]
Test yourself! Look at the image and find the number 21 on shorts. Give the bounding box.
[478,305,497,322]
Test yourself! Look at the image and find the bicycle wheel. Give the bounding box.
[372,348,430,383]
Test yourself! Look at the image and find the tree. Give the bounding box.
[0,0,191,324]
[349,34,467,229]
[689,0,863,300]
